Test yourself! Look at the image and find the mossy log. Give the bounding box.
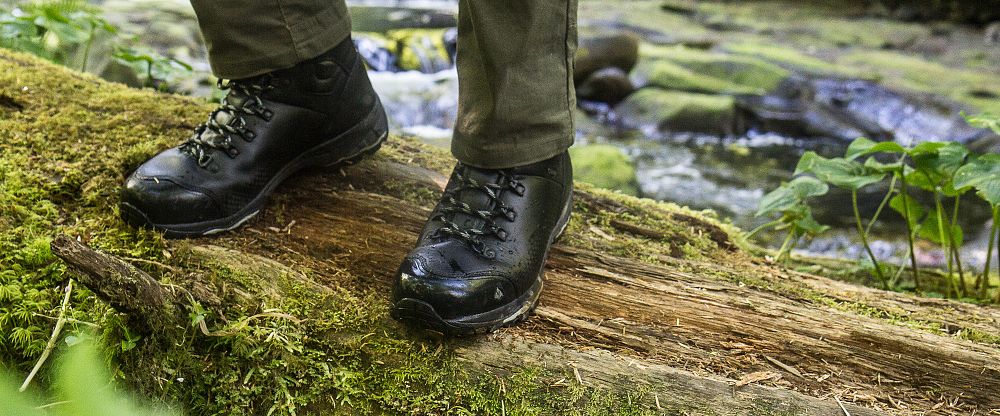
[4,49,1000,415]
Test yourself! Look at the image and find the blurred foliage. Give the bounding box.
[0,0,191,90]
[2,340,182,416]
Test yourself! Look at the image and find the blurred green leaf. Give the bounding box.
[845,137,906,160]
[755,176,828,217]
[889,193,925,230]
[794,151,885,191]
[954,154,1000,205]
[918,208,963,246]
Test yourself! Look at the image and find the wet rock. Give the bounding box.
[633,46,790,95]
[737,77,993,144]
[576,67,634,105]
[348,6,457,33]
[569,144,640,196]
[575,34,640,83]
[354,32,399,72]
[987,22,1000,45]
[388,28,454,73]
[615,89,736,136]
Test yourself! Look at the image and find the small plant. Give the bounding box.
[0,0,191,91]
[754,114,1000,302]
[111,45,193,91]
[0,0,116,72]
[750,176,830,262]
[794,148,890,287]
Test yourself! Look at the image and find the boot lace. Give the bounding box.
[433,169,526,259]
[181,78,275,168]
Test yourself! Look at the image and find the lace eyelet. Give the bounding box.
[503,208,517,221]
[227,148,239,158]
[496,228,508,241]
[244,130,256,141]
[510,181,526,196]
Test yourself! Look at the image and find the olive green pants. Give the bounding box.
[190,0,577,169]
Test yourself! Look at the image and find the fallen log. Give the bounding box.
[6,48,1000,415]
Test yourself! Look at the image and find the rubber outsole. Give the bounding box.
[390,190,574,337]
[121,99,389,238]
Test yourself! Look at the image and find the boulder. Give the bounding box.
[574,34,640,83]
[614,88,737,135]
[633,45,790,95]
[575,67,634,105]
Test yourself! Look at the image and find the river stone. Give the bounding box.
[736,76,994,144]
[569,144,640,196]
[387,28,453,73]
[987,22,1000,45]
[576,67,634,105]
[354,32,398,72]
[615,88,736,135]
[575,34,640,83]
[633,45,790,95]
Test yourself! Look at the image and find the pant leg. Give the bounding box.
[190,0,352,79]
[452,0,578,169]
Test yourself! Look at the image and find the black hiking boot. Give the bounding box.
[390,151,573,336]
[120,38,388,237]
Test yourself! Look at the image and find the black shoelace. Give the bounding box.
[181,78,274,168]
[433,169,525,258]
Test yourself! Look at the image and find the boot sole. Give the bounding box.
[121,98,390,238]
[390,190,574,336]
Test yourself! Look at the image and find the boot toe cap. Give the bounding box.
[392,254,517,321]
[121,171,222,226]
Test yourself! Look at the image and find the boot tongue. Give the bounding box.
[449,166,502,233]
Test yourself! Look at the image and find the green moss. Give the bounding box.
[721,41,876,80]
[569,144,640,196]
[385,28,451,72]
[637,45,790,94]
[615,88,736,135]
[839,50,1000,115]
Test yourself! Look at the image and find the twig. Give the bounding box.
[834,396,852,416]
[122,256,181,273]
[20,280,73,392]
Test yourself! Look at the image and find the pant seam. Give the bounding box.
[273,0,300,63]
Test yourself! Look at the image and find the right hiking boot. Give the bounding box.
[120,37,388,237]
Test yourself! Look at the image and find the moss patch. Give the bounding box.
[615,88,736,135]
[637,45,790,95]
[569,144,640,196]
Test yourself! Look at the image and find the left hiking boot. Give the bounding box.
[120,38,387,237]
[390,151,573,335]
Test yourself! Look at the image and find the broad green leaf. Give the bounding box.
[794,152,885,191]
[889,193,926,229]
[911,142,968,180]
[954,154,1000,205]
[863,156,904,174]
[755,176,828,217]
[845,137,905,160]
[794,209,829,235]
[918,209,963,247]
